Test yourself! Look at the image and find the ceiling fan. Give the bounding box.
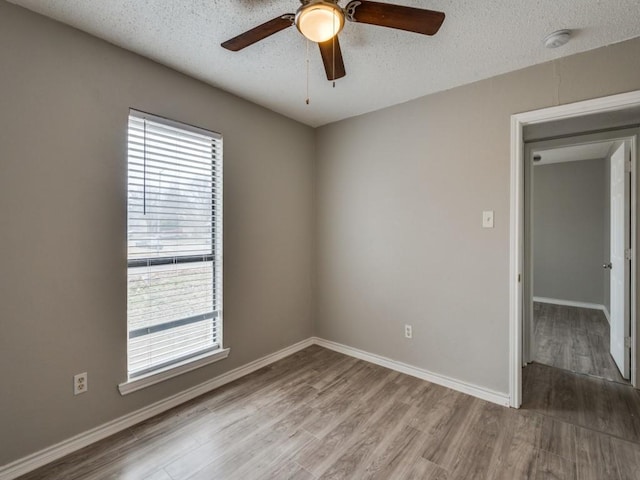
[221,0,445,81]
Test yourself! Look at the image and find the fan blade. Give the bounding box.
[221,14,294,51]
[345,0,445,35]
[318,36,346,81]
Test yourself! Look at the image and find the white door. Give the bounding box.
[609,142,631,379]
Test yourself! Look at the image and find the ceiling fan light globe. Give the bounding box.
[296,2,344,43]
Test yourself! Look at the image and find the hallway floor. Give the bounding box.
[533,302,628,384]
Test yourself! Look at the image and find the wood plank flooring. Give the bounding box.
[533,302,628,384]
[16,345,640,480]
[523,362,640,444]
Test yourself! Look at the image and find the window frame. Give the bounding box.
[119,109,227,395]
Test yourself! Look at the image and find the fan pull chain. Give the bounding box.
[305,39,310,105]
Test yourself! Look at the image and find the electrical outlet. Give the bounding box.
[74,372,88,395]
[404,324,412,339]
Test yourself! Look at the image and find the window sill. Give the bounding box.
[118,348,230,395]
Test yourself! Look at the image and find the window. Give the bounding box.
[125,110,223,383]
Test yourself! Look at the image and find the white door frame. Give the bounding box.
[509,90,640,408]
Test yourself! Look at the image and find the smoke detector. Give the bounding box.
[544,30,571,48]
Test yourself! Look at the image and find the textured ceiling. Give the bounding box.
[8,0,640,126]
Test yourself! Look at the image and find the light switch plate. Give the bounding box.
[482,210,494,228]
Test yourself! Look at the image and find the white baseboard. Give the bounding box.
[602,305,611,324]
[0,338,314,480]
[1,335,513,479]
[533,296,608,313]
[312,337,510,407]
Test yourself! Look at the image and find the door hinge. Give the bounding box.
[625,161,632,173]
[625,249,632,260]
[518,274,521,283]
[625,336,632,349]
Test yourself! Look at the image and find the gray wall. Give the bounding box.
[532,159,607,305]
[315,37,640,394]
[0,2,315,466]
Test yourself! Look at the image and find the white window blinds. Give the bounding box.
[127,110,222,379]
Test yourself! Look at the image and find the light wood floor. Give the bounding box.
[533,302,628,384]
[17,345,640,479]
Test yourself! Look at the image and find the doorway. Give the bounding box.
[509,90,640,408]
[524,135,633,385]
